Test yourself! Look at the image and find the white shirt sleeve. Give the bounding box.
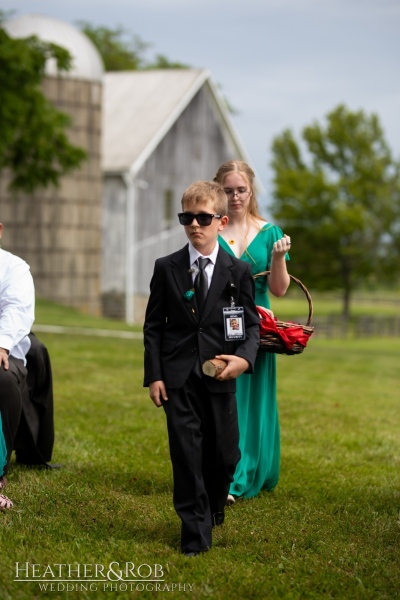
[0,254,35,359]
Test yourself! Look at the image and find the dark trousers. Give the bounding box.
[163,372,240,553]
[14,333,55,466]
[0,357,27,476]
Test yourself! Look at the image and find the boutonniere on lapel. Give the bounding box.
[184,267,197,301]
[183,288,195,301]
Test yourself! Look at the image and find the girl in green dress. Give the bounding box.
[214,160,291,500]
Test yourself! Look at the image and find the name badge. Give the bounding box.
[223,307,245,341]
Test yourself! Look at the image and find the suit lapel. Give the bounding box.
[200,247,234,322]
[171,246,199,322]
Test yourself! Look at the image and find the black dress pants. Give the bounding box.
[0,357,27,476]
[14,333,55,466]
[163,372,240,553]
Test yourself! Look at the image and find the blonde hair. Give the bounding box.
[213,160,262,220]
[181,181,228,216]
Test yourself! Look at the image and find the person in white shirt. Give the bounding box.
[0,222,35,509]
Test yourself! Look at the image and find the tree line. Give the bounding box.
[270,105,400,317]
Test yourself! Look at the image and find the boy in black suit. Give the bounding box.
[143,181,259,556]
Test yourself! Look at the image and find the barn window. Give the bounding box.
[163,189,174,229]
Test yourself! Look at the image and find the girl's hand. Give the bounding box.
[272,235,291,256]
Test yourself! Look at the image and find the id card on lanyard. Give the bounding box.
[223,306,245,341]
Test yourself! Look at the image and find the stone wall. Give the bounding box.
[0,77,103,315]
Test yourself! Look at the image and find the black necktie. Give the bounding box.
[194,257,209,312]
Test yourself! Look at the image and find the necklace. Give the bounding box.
[230,221,250,246]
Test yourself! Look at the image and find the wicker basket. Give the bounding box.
[254,271,314,355]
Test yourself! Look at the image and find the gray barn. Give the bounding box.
[102,69,250,322]
[1,15,254,323]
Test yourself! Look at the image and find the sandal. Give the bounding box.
[0,493,13,510]
[0,476,7,490]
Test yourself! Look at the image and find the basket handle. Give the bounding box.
[253,271,313,326]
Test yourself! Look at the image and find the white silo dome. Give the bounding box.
[4,14,104,82]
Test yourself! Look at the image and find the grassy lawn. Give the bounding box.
[34,299,142,332]
[269,286,400,321]
[0,302,399,599]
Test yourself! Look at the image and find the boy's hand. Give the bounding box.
[213,355,250,381]
[149,380,168,407]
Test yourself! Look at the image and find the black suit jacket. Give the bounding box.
[143,245,260,393]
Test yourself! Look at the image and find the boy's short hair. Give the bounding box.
[181,181,227,216]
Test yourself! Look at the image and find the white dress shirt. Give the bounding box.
[188,241,219,289]
[0,248,35,364]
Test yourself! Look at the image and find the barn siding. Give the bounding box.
[102,85,236,321]
[101,176,127,318]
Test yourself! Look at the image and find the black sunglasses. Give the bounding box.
[177,213,222,226]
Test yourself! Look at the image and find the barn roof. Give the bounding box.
[102,69,250,174]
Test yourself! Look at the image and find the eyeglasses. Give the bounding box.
[223,188,250,197]
[178,213,222,226]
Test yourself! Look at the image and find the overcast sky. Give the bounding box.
[4,0,400,213]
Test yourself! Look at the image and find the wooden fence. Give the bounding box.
[308,315,400,339]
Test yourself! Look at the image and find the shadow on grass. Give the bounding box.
[11,459,172,494]
[8,462,181,552]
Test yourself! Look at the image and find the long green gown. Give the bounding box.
[219,224,289,498]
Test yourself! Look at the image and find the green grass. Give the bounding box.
[0,302,399,599]
[34,298,142,332]
[269,287,400,320]
[35,290,400,329]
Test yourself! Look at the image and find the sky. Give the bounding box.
[4,0,400,213]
